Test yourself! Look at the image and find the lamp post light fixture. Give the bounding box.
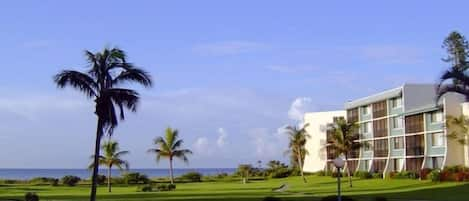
[333,157,345,201]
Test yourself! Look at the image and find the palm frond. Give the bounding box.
[112,67,153,87]
[54,70,97,98]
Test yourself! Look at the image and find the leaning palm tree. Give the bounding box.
[54,47,152,201]
[284,123,310,183]
[88,140,129,193]
[327,118,360,187]
[147,127,192,184]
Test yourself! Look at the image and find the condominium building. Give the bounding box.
[303,84,469,175]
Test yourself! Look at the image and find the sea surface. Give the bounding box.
[0,168,236,180]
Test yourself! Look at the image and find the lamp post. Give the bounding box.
[333,157,345,201]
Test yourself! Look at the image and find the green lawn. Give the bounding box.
[1,176,468,201]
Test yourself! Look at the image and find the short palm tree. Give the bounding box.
[327,118,360,187]
[284,123,310,183]
[54,47,152,201]
[147,127,192,184]
[88,140,129,193]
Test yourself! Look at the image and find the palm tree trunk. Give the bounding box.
[297,149,307,183]
[90,119,103,201]
[107,166,112,193]
[345,154,352,188]
[169,157,174,184]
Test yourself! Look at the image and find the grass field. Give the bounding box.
[1,176,469,201]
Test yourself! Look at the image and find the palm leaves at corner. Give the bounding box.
[148,127,192,184]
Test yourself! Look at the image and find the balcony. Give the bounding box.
[406,146,424,156]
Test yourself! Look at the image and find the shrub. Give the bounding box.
[61,175,81,186]
[392,171,419,179]
[420,168,432,180]
[270,168,291,178]
[123,172,150,184]
[179,172,202,182]
[374,197,387,201]
[354,171,372,179]
[156,183,176,191]
[137,184,153,192]
[429,169,441,182]
[372,172,383,179]
[320,195,355,201]
[96,175,107,185]
[262,196,282,201]
[29,177,59,186]
[25,192,39,201]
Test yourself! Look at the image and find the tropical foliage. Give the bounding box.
[88,140,129,192]
[54,47,152,201]
[147,127,192,184]
[327,118,360,187]
[284,123,310,183]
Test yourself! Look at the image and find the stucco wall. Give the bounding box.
[303,110,346,172]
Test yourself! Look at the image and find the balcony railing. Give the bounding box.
[406,147,424,156]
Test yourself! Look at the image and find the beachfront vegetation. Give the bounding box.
[88,140,130,192]
[284,123,310,183]
[2,175,469,201]
[147,127,193,184]
[327,118,361,187]
[54,47,153,201]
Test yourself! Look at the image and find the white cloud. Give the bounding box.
[248,127,287,160]
[193,137,210,155]
[193,41,266,56]
[216,128,228,147]
[288,97,315,122]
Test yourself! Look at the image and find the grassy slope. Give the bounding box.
[1,176,468,201]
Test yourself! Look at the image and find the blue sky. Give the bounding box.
[0,1,468,168]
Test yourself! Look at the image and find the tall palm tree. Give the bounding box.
[88,140,129,193]
[54,47,152,201]
[327,118,360,187]
[284,123,310,183]
[147,127,192,184]
[436,31,469,101]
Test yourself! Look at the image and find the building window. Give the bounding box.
[372,101,387,118]
[391,97,402,109]
[430,111,443,123]
[393,158,403,172]
[362,122,371,134]
[363,160,369,170]
[405,114,424,133]
[364,141,372,151]
[393,137,404,149]
[432,157,444,169]
[362,105,370,115]
[392,116,403,129]
[431,132,444,147]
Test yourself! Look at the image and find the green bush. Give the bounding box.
[429,169,441,182]
[320,195,355,201]
[61,175,81,186]
[262,196,282,201]
[155,183,176,191]
[179,172,202,182]
[123,172,150,184]
[29,177,58,186]
[372,172,383,179]
[96,175,106,185]
[270,168,291,178]
[354,171,372,179]
[137,184,153,192]
[391,171,419,179]
[25,192,39,201]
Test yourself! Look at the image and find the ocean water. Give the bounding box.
[0,168,236,180]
